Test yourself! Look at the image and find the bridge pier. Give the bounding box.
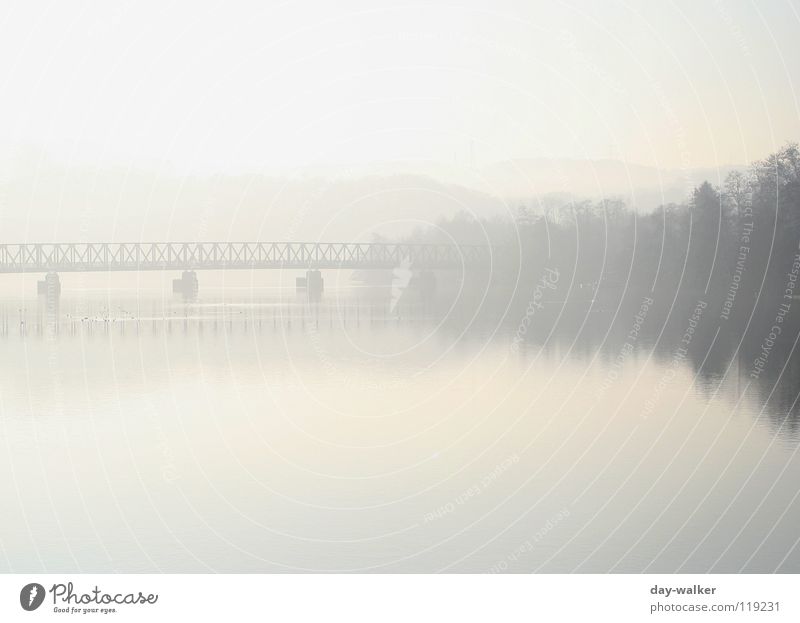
[306,270,324,302]
[173,270,199,298]
[37,272,61,299]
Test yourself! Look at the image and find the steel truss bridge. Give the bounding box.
[0,242,492,274]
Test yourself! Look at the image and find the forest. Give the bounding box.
[411,144,800,427]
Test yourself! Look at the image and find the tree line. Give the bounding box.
[411,144,800,420]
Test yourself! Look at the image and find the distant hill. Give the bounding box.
[0,154,743,243]
[301,158,744,212]
[478,158,743,211]
[0,158,504,242]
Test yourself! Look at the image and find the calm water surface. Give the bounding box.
[1,279,799,573]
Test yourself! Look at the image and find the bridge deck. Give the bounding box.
[0,242,492,273]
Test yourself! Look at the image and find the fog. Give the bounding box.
[1,1,799,243]
[3,0,800,575]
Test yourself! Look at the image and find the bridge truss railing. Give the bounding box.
[0,242,493,273]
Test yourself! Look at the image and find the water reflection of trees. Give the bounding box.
[417,144,800,433]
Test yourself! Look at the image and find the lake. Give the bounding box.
[1,273,799,572]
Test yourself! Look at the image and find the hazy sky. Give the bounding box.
[1,0,798,174]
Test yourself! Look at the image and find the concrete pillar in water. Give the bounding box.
[306,269,324,302]
[173,270,199,298]
[37,272,61,298]
[38,272,61,333]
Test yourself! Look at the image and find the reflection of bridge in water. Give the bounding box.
[0,241,492,299]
